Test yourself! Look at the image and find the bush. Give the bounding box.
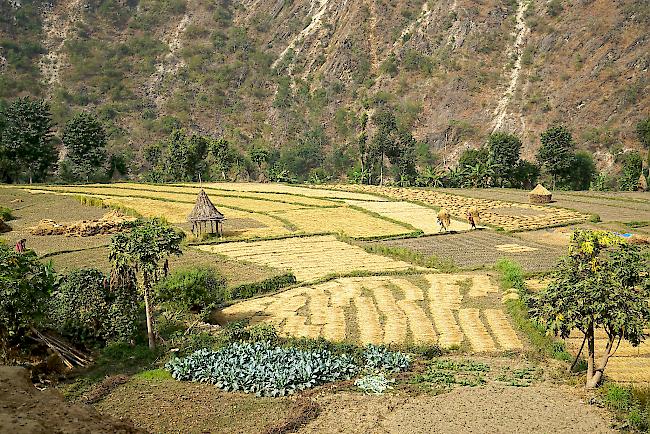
[363,345,411,372]
[0,206,13,221]
[495,259,525,292]
[155,267,227,310]
[166,342,360,397]
[229,273,297,299]
[49,268,140,345]
[0,244,54,342]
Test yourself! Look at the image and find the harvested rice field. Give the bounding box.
[220,273,523,351]
[196,235,422,282]
[329,185,591,231]
[345,200,470,234]
[371,230,566,272]
[16,184,413,239]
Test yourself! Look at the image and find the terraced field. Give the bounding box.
[328,185,590,231]
[346,200,470,234]
[196,235,422,282]
[221,273,523,351]
[18,184,413,239]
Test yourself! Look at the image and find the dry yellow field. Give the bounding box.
[221,273,523,351]
[329,185,590,231]
[20,184,414,239]
[196,235,422,281]
[345,200,470,234]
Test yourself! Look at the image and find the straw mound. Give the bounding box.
[529,184,552,204]
[30,211,136,237]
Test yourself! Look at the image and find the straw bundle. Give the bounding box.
[529,184,552,204]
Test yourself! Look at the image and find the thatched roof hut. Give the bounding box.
[188,189,225,236]
[529,184,552,204]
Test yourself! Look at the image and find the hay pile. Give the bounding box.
[30,211,136,237]
[529,184,552,204]
[437,209,451,231]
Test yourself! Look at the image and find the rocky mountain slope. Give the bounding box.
[1,0,648,169]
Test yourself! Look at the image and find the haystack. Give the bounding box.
[638,174,648,192]
[437,209,451,231]
[529,184,552,204]
[29,211,136,237]
[188,189,225,236]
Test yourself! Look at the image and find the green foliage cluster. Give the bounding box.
[531,230,650,388]
[0,243,55,343]
[49,268,139,345]
[166,341,410,397]
[229,272,297,299]
[0,206,14,221]
[155,267,227,311]
[61,112,108,182]
[599,384,650,432]
[619,151,643,191]
[0,97,57,183]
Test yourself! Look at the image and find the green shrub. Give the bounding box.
[49,268,140,345]
[0,244,54,343]
[155,267,227,310]
[229,272,297,299]
[495,258,525,292]
[0,207,14,221]
[600,384,650,431]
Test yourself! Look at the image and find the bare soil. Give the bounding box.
[95,378,293,434]
[301,386,615,434]
[0,366,143,433]
[371,230,565,272]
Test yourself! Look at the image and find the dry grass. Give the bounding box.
[197,235,419,282]
[330,185,590,231]
[220,274,522,352]
[345,200,470,234]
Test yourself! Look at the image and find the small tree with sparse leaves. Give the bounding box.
[109,220,184,349]
[531,230,650,388]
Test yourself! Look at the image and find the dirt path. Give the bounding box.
[301,387,615,433]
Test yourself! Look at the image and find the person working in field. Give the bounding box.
[15,239,26,253]
[437,209,451,232]
[467,207,480,230]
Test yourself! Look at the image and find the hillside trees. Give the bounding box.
[487,132,522,187]
[637,117,650,148]
[0,97,57,183]
[619,151,643,191]
[61,112,108,182]
[531,230,650,389]
[109,220,185,349]
[537,125,575,189]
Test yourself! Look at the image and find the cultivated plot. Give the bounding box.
[221,273,523,352]
[346,200,470,234]
[196,235,421,282]
[330,185,590,231]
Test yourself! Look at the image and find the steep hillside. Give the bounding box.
[0,0,648,170]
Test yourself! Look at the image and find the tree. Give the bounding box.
[0,97,57,183]
[369,109,398,185]
[636,117,650,148]
[387,129,418,186]
[537,125,575,189]
[144,130,210,182]
[62,112,108,182]
[109,220,185,349]
[208,138,235,180]
[565,151,596,191]
[249,147,269,181]
[487,132,522,187]
[512,160,540,189]
[0,243,55,349]
[531,230,650,388]
[619,151,643,191]
[458,147,489,171]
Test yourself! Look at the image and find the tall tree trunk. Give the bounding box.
[586,336,615,389]
[143,274,155,350]
[586,323,595,387]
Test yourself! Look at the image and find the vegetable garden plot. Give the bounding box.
[197,235,420,281]
[330,185,590,231]
[220,274,523,352]
[345,200,470,234]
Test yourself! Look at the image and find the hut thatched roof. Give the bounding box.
[188,189,225,222]
[530,184,551,196]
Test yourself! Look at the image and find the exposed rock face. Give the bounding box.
[1,0,647,166]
